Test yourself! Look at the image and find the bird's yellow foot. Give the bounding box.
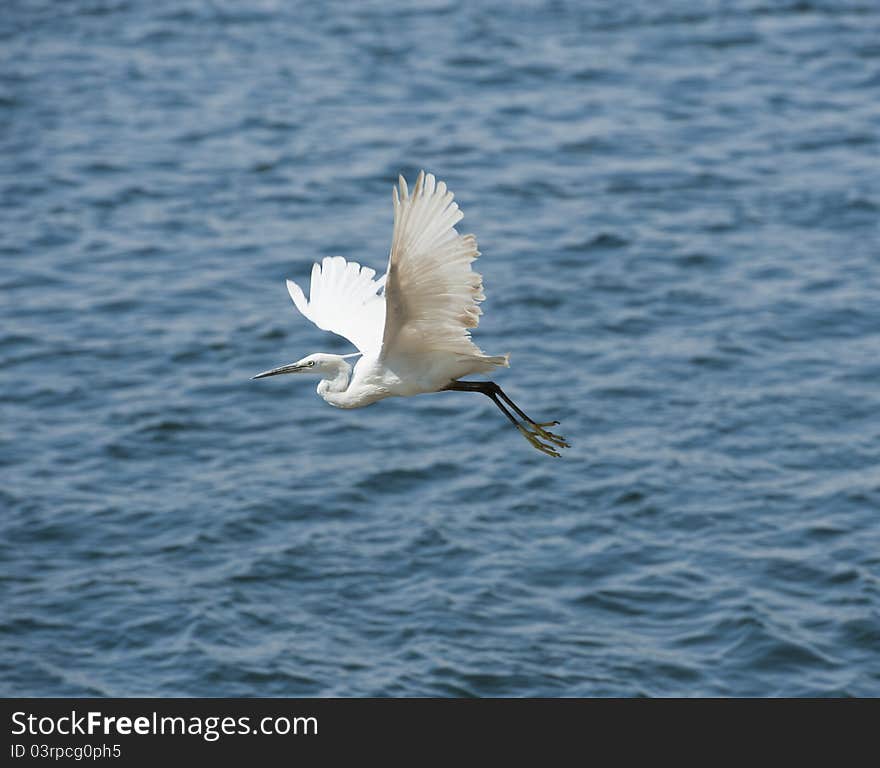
[517,423,569,457]
[530,422,570,448]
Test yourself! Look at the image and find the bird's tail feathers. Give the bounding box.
[489,352,511,368]
[458,352,510,371]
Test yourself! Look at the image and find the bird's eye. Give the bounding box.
[308,361,316,367]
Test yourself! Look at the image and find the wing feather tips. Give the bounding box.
[309,262,323,306]
[287,256,386,355]
[286,278,309,316]
[384,171,505,364]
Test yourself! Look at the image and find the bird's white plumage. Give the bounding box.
[280,171,508,407]
[286,172,505,378]
[285,256,386,356]
[256,171,568,456]
[382,171,499,371]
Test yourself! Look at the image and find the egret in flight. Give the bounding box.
[253,171,569,456]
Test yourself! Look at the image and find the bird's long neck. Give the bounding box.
[316,358,352,402]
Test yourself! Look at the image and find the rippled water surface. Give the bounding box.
[2,0,879,696]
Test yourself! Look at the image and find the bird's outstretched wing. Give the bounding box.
[381,171,497,366]
[286,256,386,356]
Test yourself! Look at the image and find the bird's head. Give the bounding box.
[252,352,357,380]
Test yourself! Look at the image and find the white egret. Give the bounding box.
[253,171,569,456]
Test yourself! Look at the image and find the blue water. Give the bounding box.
[2,0,879,697]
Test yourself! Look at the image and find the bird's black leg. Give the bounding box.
[488,383,559,429]
[487,382,570,450]
[443,381,569,457]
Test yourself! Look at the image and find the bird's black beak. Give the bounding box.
[251,362,306,379]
